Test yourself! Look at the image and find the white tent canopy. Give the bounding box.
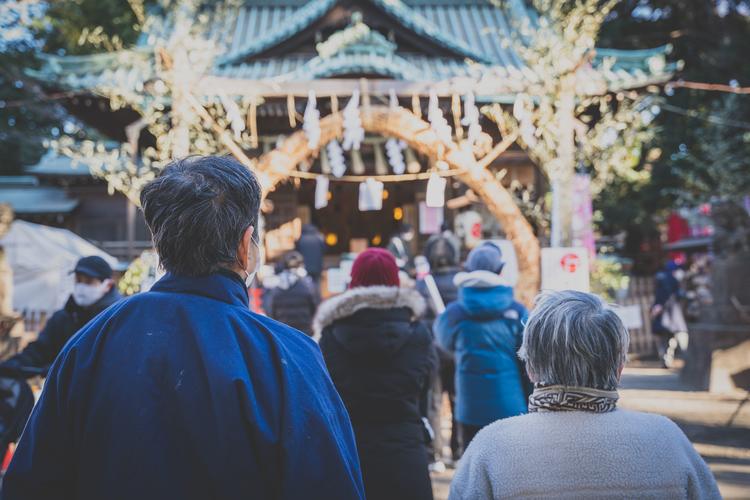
[0,221,117,315]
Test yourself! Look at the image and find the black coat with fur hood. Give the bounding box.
[314,286,437,500]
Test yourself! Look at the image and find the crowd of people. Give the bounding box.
[0,156,721,500]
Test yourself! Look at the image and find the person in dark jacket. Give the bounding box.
[264,251,319,336]
[387,223,416,275]
[295,224,325,284]
[651,260,688,368]
[434,242,531,452]
[4,156,364,500]
[415,236,461,464]
[315,248,438,500]
[0,255,120,376]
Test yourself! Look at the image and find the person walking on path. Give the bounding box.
[0,256,120,377]
[295,224,325,285]
[4,156,364,500]
[435,242,531,452]
[450,290,721,500]
[651,260,688,368]
[416,236,462,464]
[314,248,438,500]
[264,250,319,336]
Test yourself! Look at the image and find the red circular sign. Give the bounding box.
[560,253,580,273]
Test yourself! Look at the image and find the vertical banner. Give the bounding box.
[571,174,595,259]
[419,202,444,235]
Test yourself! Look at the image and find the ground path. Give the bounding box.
[431,364,750,499]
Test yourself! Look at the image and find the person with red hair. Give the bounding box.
[313,248,438,500]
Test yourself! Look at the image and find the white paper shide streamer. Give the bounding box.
[315,175,330,209]
[385,138,406,174]
[342,90,364,151]
[219,92,245,140]
[358,178,384,211]
[426,172,447,208]
[428,90,452,145]
[461,92,481,148]
[327,139,347,178]
[303,90,321,149]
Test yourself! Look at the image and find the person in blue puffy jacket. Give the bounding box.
[434,242,532,453]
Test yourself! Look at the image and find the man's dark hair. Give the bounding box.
[140,156,262,276]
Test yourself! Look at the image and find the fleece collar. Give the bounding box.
[454,270,512,288]
[313,286,425,338]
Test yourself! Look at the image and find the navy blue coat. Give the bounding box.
[435,283,530,427]
[3,272,364,500]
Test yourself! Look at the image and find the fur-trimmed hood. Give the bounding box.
[313,286,425,339]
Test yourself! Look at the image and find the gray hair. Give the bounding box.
[519,290,629,391]
[140,155,261,277]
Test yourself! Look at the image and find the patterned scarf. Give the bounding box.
[528,385,619,413]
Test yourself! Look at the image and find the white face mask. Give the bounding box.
[245,237,262,288]
[73,280,110,307]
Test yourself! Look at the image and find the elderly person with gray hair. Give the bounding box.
[5,156,364,500]
[449,290,720,500]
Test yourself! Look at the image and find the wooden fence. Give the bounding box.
[619,276,659,358]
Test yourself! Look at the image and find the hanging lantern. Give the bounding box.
[373,143,388,175]
[426,172,447,208]
[315,175,330,209]
[405,148,421,173]
[359,178,384,211]
[351,148,366,175]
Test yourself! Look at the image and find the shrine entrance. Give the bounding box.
[256,105,541,306]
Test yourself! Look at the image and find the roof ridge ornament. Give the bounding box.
[316,16,396,59]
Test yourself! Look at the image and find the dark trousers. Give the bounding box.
[459,423,482,454]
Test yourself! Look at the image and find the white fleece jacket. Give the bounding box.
[449,409,721,500]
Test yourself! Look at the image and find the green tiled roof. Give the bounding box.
[29,1,676,97]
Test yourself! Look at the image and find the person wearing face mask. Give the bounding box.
[387,223,416,276]
[0,255,120,377]
[4,156,365,500]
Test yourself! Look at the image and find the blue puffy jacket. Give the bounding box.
[435,272,529,427]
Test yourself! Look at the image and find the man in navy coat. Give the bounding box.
[3,156,365,500]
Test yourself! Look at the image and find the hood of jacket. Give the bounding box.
[455,271,516,318]
[313,286,425,346]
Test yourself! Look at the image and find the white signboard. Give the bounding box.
[613,304,643,330]
[541,247,590,292]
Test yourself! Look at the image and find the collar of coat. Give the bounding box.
[150,271,249,307]
[313,286,425,339]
